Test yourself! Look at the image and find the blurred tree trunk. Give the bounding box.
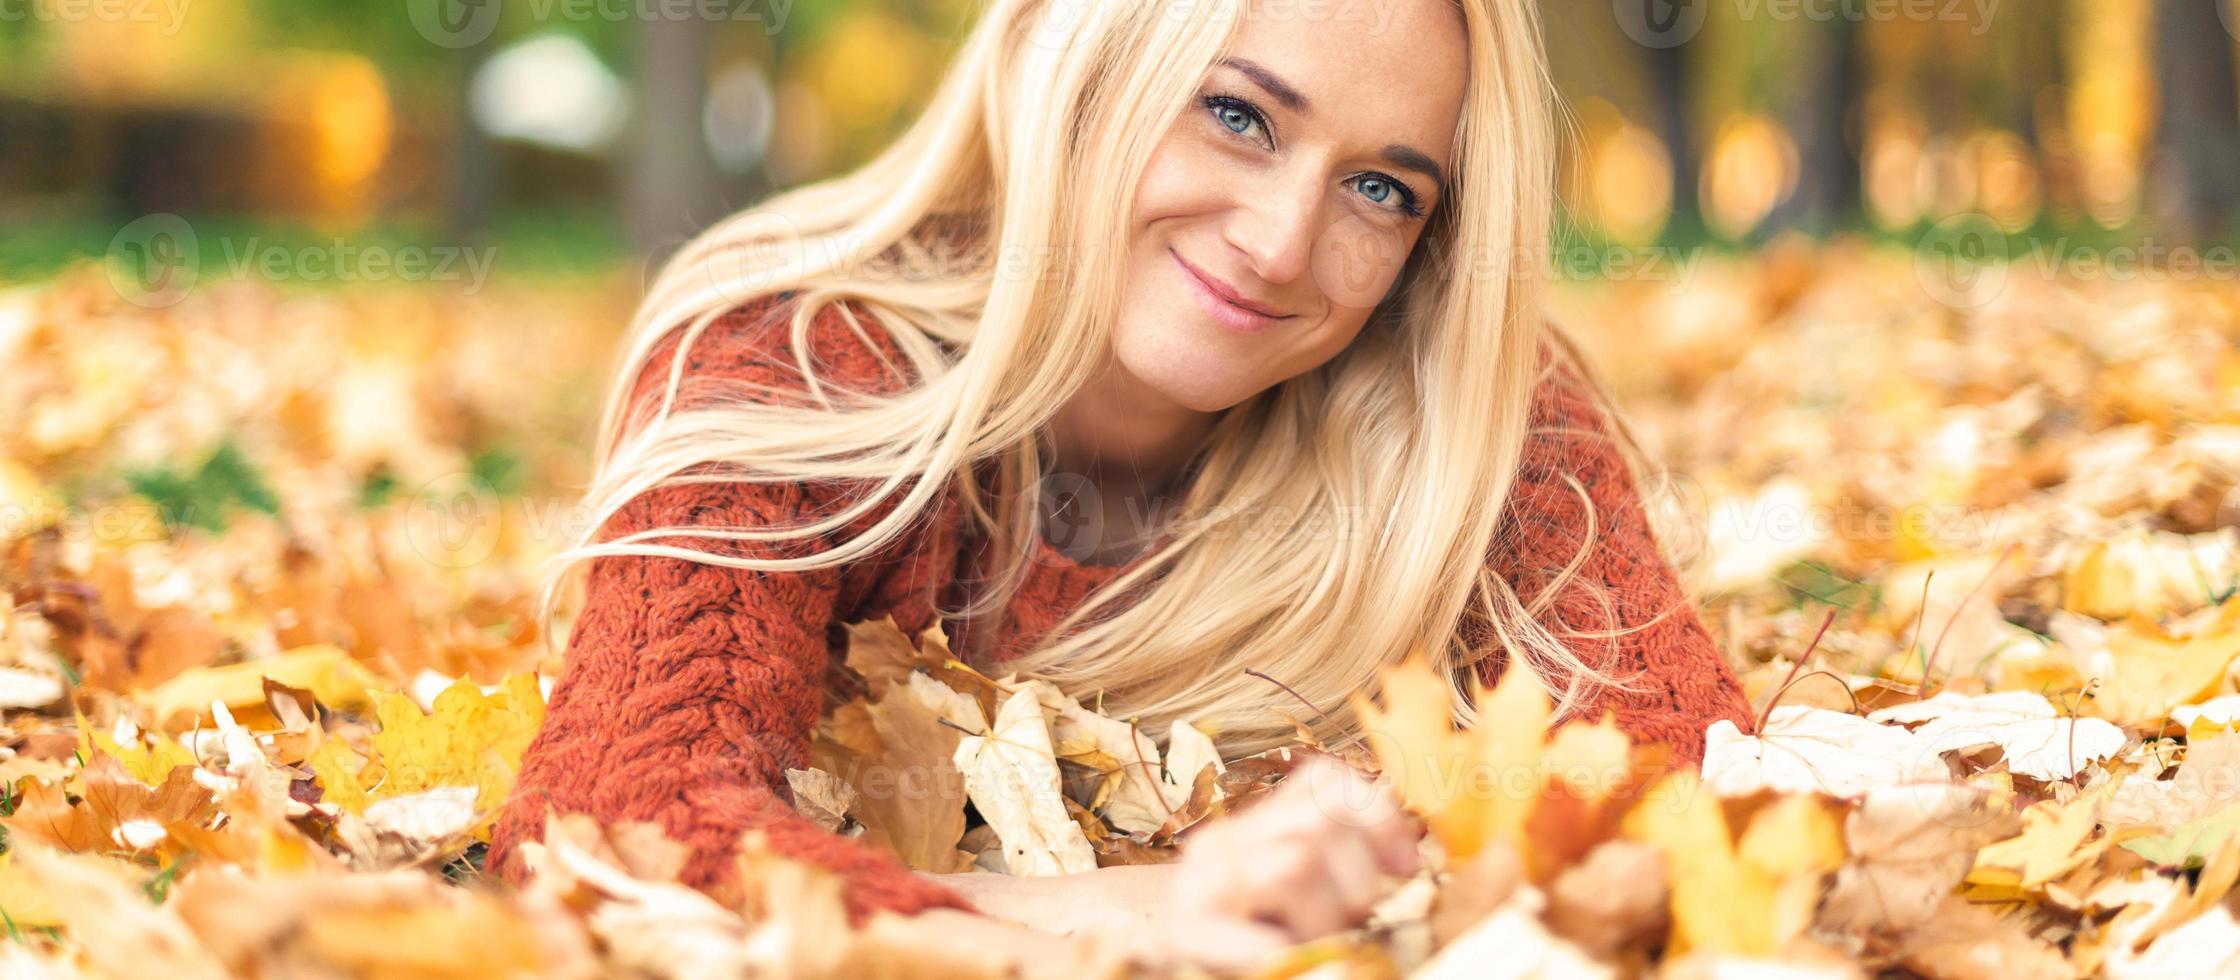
[1770,17,1861,235]
[2152,0,2240,242]
[625,15,723,259]
[1648,40,1699,234]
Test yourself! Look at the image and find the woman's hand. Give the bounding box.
[1151,753,1423,968]
[923,864,1177,937]
[918,755,1420,970]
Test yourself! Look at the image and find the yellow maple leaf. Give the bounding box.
[2085,597,2240,727]
[1448,659,1553,859]
[1621,771,1842,957]
[1965,781,2133,898]
[308,736,373,814]
[348,674,546,839]
[1353,652,1465,830]
[77,716,196,787]
[136,644,387,732]
[1355,652,1555,863]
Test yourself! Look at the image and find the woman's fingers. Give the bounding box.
[1318,829,1394,919]
[1153,756,1431,966]
[1361,798,1425,876]
[1286,755,1425,876]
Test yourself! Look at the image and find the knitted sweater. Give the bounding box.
[487,293,1754,923]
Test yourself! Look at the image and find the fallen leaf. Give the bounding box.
[2081,597,2240,727]
[785,767,856,834]
[1868,690,2128,780]
[1702,705,1949,798]
[952,687,1097,877]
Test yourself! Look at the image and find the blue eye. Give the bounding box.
[1352,174,1426,218]
[1202,94,1270,147]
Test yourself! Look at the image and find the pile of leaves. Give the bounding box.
[0,249,2237,977]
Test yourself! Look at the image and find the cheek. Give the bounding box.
[1131,136,1224,231]
[1310,216,1414,311]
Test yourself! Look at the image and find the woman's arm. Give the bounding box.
[486,296,970,923]
[1475,341,1754,766]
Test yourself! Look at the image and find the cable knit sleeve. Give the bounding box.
[1472,340,1753,768]
[487,293,971,924]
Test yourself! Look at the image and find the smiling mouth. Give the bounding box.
[1170,249,1296,333]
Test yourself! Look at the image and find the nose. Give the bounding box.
[1224,163,1324,289]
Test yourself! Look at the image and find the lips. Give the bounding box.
[1171,250,1289,315]
[1171,249,1295,334]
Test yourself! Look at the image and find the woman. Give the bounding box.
[490,0,1752,964]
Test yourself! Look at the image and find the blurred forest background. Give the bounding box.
[1,0,2235,281]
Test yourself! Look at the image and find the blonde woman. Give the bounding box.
[491,0,1752,963]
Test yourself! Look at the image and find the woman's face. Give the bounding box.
[1109,0,1467,414]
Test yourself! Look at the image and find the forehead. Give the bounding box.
[1221,0,1468,156]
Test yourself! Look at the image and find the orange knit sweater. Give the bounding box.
[487,293,1754,923]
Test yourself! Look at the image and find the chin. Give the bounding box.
[1112,320,1258,413]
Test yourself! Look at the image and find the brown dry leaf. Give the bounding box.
[1545,839,1670,957]
[1885,895,2074,980]
[786,767,857,834]
[843,616,1002,710]
[76,605,227,694]
[1821,782,2021,936]
[4,752,218,856]
[826,671,979,872]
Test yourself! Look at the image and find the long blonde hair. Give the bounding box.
[543,0,1651,758]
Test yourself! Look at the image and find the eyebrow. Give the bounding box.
[1219,57,1311,114]
[1380,144,1449,201]
[1218,57,1450,201]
